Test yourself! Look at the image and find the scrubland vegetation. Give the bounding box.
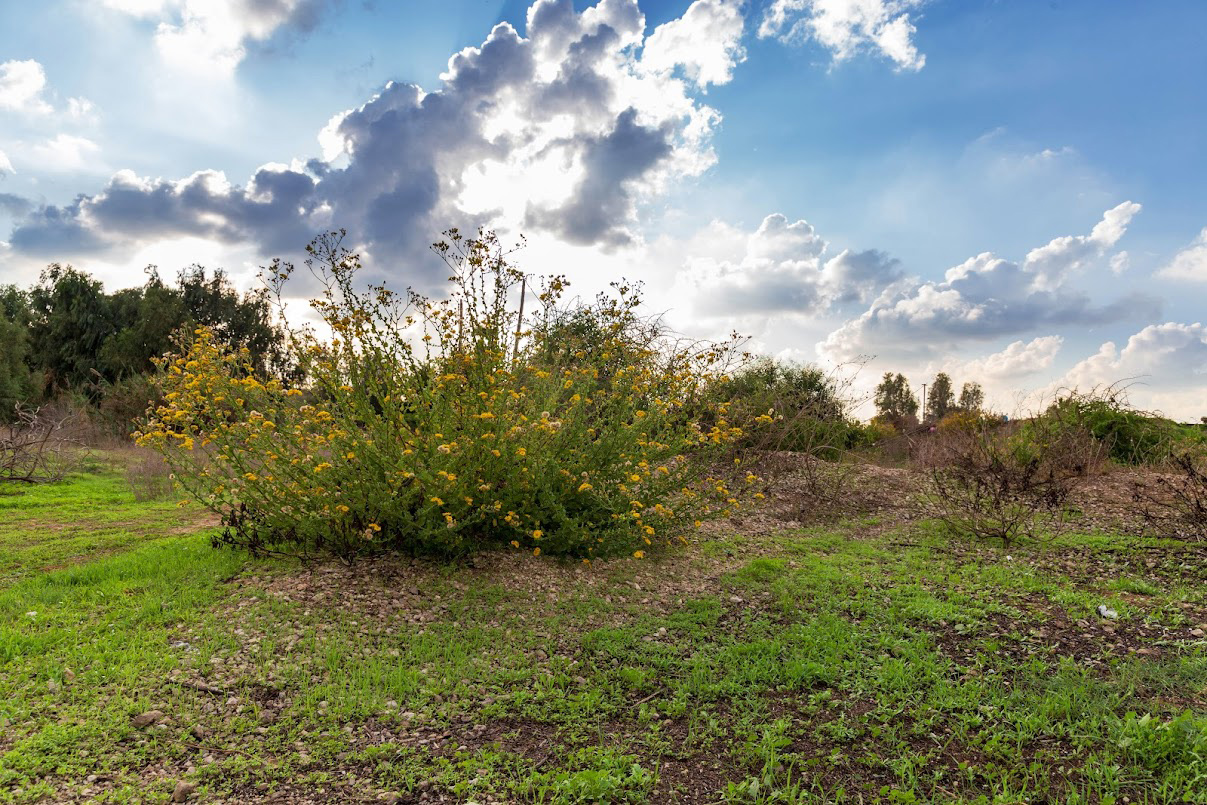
[1,232,1205,803]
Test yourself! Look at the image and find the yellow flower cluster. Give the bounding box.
[137,229,766,559]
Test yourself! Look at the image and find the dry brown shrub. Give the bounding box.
[1132,453,1207,541]
[922,416,1104,547]
[0,405,87,484]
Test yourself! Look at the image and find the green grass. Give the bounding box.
[0,466,210,583]
[1,463,1205,803]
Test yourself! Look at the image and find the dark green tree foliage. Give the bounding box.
[958,381,985,413]
[925,372,955,422]
[709,358,863,455]
[28,265,115,394]
[97,269,190,379]
[0,286,35,419]
[5,263,289,412]
[874,372,919,427]
[176,266,289,377]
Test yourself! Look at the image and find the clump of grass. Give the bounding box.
[120,447,175,502]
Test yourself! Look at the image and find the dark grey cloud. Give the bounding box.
[8,0,739,281]
[821,202,1157,360]
[0,192,31,216]
[12,166,318,257]
[527,108,673,246]
[821,248,902,303]
[8,198,105,254]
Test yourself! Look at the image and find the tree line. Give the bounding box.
[0,264,289,423]
[873,371,986,429]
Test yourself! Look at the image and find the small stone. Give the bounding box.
[190,724,211,740]
[1190,628,1205,638]
[172,781,196,802]
[47,679,60,693]
[132,710,164,728]
[729,595,743,603]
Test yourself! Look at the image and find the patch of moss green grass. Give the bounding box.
[1,461,1205,803]
[0,463,211,583]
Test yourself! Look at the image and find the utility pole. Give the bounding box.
[921,383,927,422]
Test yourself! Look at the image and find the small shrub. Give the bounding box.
[936,408,993,433]
[925,417,1100,546]
[859,419,898,444]
[709,358,866,503]
[1132,453,1207,541]
[138,229,761,560]
[707,358,863,456]
[1043,388,1203,465]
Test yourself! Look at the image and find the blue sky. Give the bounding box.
[1,0,1205,418]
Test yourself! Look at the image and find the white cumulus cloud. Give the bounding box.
[821,202,1154,362]
[102,0,336,76]
[758,0,927,71]
[642,0,747,88]
[672,212,902,319]
[1156,227,1207,283]
[944,336,1064,382]
[0,59,96,122]
[0,59,54,116]
[28,134,103,173]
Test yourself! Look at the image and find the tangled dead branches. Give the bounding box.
[1,406,84,484]
[1133,454,1207,541]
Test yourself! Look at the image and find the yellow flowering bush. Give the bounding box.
[137,229,760,560]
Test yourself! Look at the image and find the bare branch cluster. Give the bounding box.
[1,405,85,484]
